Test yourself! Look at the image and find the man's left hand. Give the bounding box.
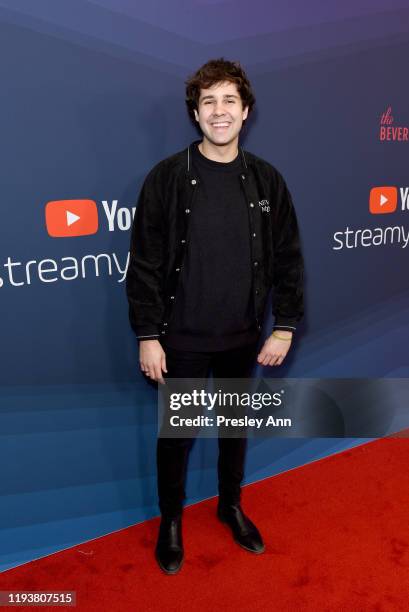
[257,330,293,366]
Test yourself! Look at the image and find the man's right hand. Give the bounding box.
[139,339,168,384]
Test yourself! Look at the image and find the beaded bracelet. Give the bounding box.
[272,331,293,342]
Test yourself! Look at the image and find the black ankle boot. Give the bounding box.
[155,515,184,574]
[217,502,265,554]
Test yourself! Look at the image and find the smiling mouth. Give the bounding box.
[211,122,231,129]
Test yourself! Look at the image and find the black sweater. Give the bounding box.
[162,142,260,352]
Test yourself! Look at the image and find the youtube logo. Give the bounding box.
[45,200,98,237]
[369,187,398,214]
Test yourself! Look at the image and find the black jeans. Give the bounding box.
[156,340,259,518]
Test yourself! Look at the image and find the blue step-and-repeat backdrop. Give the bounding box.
[1,0,408,571]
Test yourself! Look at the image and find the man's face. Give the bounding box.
[193,81,249,146]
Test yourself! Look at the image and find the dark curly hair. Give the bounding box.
[185,58,256,125]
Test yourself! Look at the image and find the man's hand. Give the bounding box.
[257,330,293,366]
[139,339,168,384]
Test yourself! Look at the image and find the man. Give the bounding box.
[126,58,304,574]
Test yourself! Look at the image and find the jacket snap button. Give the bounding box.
[170,295,175,300]
[241,174,246,180]
[254,261,258,267]
[161,331,165,334]
[175,268,180,272]
[181,239,186,244]
[253,233,256,237]
[257,324,261,331]
[185,208,190,214]
[191,179,197,185]
[163,322,168,326]
[249,202,254,208]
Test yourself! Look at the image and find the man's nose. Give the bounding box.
[214,101,228,115]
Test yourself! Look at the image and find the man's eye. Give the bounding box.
[203,100,235,105]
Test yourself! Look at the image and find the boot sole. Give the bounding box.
[155,549,184,575]
[217,513,266,554]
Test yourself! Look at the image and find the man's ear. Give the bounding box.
[242,105,249,121]
[194,108,199,122]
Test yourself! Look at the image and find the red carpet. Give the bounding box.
[1,437,409,611]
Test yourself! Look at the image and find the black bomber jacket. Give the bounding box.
[126,139,304,341]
